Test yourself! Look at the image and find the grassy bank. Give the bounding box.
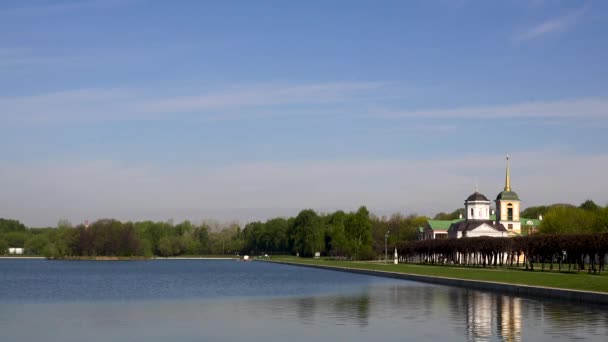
[52,256,151,261]
[270,257,608,293]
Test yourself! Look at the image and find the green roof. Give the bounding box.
[496,190,520,201]
[426,219,463,231]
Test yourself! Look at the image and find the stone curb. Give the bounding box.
[266,260,608,305]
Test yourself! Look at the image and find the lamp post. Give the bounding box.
[384,231,390,264]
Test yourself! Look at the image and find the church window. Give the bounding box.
[507,207,513,221]
[471,208,474,218]
[508,224,513,230]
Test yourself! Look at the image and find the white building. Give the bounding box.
[447,191,508,238]
[422,155,541,240]
[8,247,24,255]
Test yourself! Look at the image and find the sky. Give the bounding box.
[1,0,608,227]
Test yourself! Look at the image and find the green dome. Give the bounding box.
[496,191,520,201]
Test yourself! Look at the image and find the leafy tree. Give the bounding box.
[264,218,288,252]
[579,200,601,212]
[0,218,26,234]
[520,205,551,219]
[0,238,7,255]
[433,208,463,220]
[157,236,185,257]
[540,206,598,234]
[3,231,28,247]
[25,234,49,255]
[57,219,73,229]
[292,209,324,257]
[174,220,194,237]
[521,204,575,219]
[325,211,348,257]
[345,206,373,259]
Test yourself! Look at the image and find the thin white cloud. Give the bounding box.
[514,6,587,42]
[2,84,607,123]
[373,97,608,119]
[0,0,134,17]
[0,82,386,122]
[0,46,92,68]
[130,82,386,114]
[1,149,607,226]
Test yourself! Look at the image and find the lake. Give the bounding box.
[1,259,607,341]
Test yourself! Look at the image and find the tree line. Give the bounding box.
[1,200,606,259]
[396,233,608,274]
[0,207,427,259]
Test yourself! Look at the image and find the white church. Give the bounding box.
[422,155,541,240]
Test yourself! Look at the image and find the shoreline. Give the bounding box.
[0,256,240,261]
[266,260,608,305]
[154,257,238,260]
[0,256,45,259]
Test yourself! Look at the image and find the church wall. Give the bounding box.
[465,201,491,220]
[497,200,521,233]
[497,201,520,222]
[466,230,507,238]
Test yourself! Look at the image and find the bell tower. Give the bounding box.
[495,154,521,234]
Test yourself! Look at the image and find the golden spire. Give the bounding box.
[504,153,511,191]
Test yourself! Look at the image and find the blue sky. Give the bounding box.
[1,0,608,227]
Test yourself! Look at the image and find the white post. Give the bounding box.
[394,247,398,264]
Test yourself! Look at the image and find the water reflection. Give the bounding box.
[1,260,607,342]
[258,284,607,342]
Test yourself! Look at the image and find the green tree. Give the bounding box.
[265,218,288,252]
[540,206,598,234]
[57,219,73,229]
[520,205,551,219]
[292,209,324,257]
[433,208,463,220]
[579,200,600,212]
[0,238,7,255]
[325,211,348,256]
[157,236,184,257]
[3,231,28,247]
[25,234,48,255]
[345,206,373,259]
[0,218,26,234]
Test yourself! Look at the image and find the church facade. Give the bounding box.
[422,156,541,240]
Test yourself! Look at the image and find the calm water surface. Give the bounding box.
[1,259,607,342]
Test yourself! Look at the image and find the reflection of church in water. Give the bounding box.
[456,291,523,342]
[423,155,542,240]
[283,285,524,341]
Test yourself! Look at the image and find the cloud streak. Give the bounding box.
[0,0,134,17]
[514,6,587,42]
[372,97,608,119]
[0,82,386,122]
[2,84,607,123]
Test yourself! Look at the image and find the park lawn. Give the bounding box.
[271,256,608,293]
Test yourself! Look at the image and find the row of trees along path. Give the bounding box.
[396,233,608,274]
